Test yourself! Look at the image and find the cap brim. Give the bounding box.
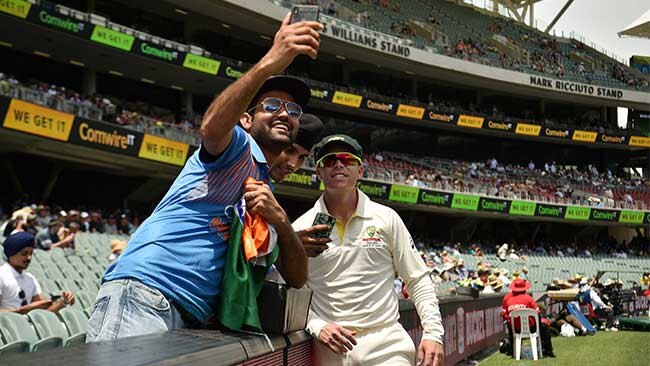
[249,76,311,109]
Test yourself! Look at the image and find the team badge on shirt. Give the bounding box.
[361,225,385,248]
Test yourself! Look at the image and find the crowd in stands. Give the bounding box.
[0,73,200,145]
[1,203,140,247]
[315,0,649,91]
[357,151,648,209]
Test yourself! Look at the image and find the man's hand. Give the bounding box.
[296,225,332,257]
[244,182,287,226]
[259,12,323,76]
[318,324,357,354]
[61,291,75,306]
[417,340,445,366]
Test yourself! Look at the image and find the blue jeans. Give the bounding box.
[86,279,185,343]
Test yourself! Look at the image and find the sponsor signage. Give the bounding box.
[477,197,509,213]
[598,133,626,144]
[68,118,141,156]
[364,99,395,113]
[438,296,505,366]
[515,122,541,136]
[133,39,181,64]
[485,120,513,132]
[542,127,571,139]
[0,0,31,18]
[396,104,425,119]
[138,134,189,166]
[509,200,536,216]
[590,209,619,222]
[451,194,480,211]
[535,204,565,218]
[389,185,419,204]
[619,210,645,224]
[90,25,135,51]
[310,88,332,101]
[572,130,598,142]
[282,169,319,189]
[218,65,246,80]
[565,206,591,221]
[529,76,623,99]
[418,190,452,207]
[357,180,390,200]
[426,110,455,123]
[332,91,363,108]
[182,53,221,75]
[457,115,484,129]
[629,135,650,147]
[29,7,91,37]
[325,24,412,58]
[3,99,74,141]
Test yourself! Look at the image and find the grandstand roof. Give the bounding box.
[619,8,650,39]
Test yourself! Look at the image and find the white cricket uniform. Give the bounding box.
[293,190,444,365]
[0,263,42,309]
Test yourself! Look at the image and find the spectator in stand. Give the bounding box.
[80,211,90,232]
[34,221,75,251]
[34,205,52,228]
[498,243,508,262]
[88,211,104,233]
[117,214,134,235]
[501,279,555,357]
[104,215,118,234]
[0,232,76,314]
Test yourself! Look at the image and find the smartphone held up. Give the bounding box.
[290,5,320,24]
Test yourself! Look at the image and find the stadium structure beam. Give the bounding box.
[494,0,541,27]
[544,0,575,34]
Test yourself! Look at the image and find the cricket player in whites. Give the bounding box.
[293,134,445,366]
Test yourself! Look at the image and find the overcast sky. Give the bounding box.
[533,0,650,63]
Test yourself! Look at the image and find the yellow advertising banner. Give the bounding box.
[3,99,73,141]
[331,91,363,108]
[138,134,189,166]
[629,135,650,148]
[396,104,425,119]
[515,123,542,136]
[457,115,484,129]
[572,130,598,142]
[0,0,31,18]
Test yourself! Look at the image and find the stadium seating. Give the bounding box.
[324,0,648,91]
[0,232,127,353]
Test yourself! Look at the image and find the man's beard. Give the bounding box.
[251,122,293,155]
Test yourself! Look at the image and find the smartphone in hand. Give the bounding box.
[290,5,320,24]
[312,212,336,239]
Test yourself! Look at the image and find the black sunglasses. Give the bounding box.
[248,97,302,119]
[19,288,27,306]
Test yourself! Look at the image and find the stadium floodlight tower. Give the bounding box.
[490,0,574,33]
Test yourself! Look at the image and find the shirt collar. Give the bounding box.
[247,133,267,164]
[315,189,373,219]
[3,263,22,278]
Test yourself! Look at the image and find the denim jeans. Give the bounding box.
[86,279,185,343]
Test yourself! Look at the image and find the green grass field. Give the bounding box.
[480,330,650,366]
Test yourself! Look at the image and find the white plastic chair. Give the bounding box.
[510,309,543,360]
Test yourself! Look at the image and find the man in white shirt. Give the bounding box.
[0,232,75,313]
[293,135,444,366]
